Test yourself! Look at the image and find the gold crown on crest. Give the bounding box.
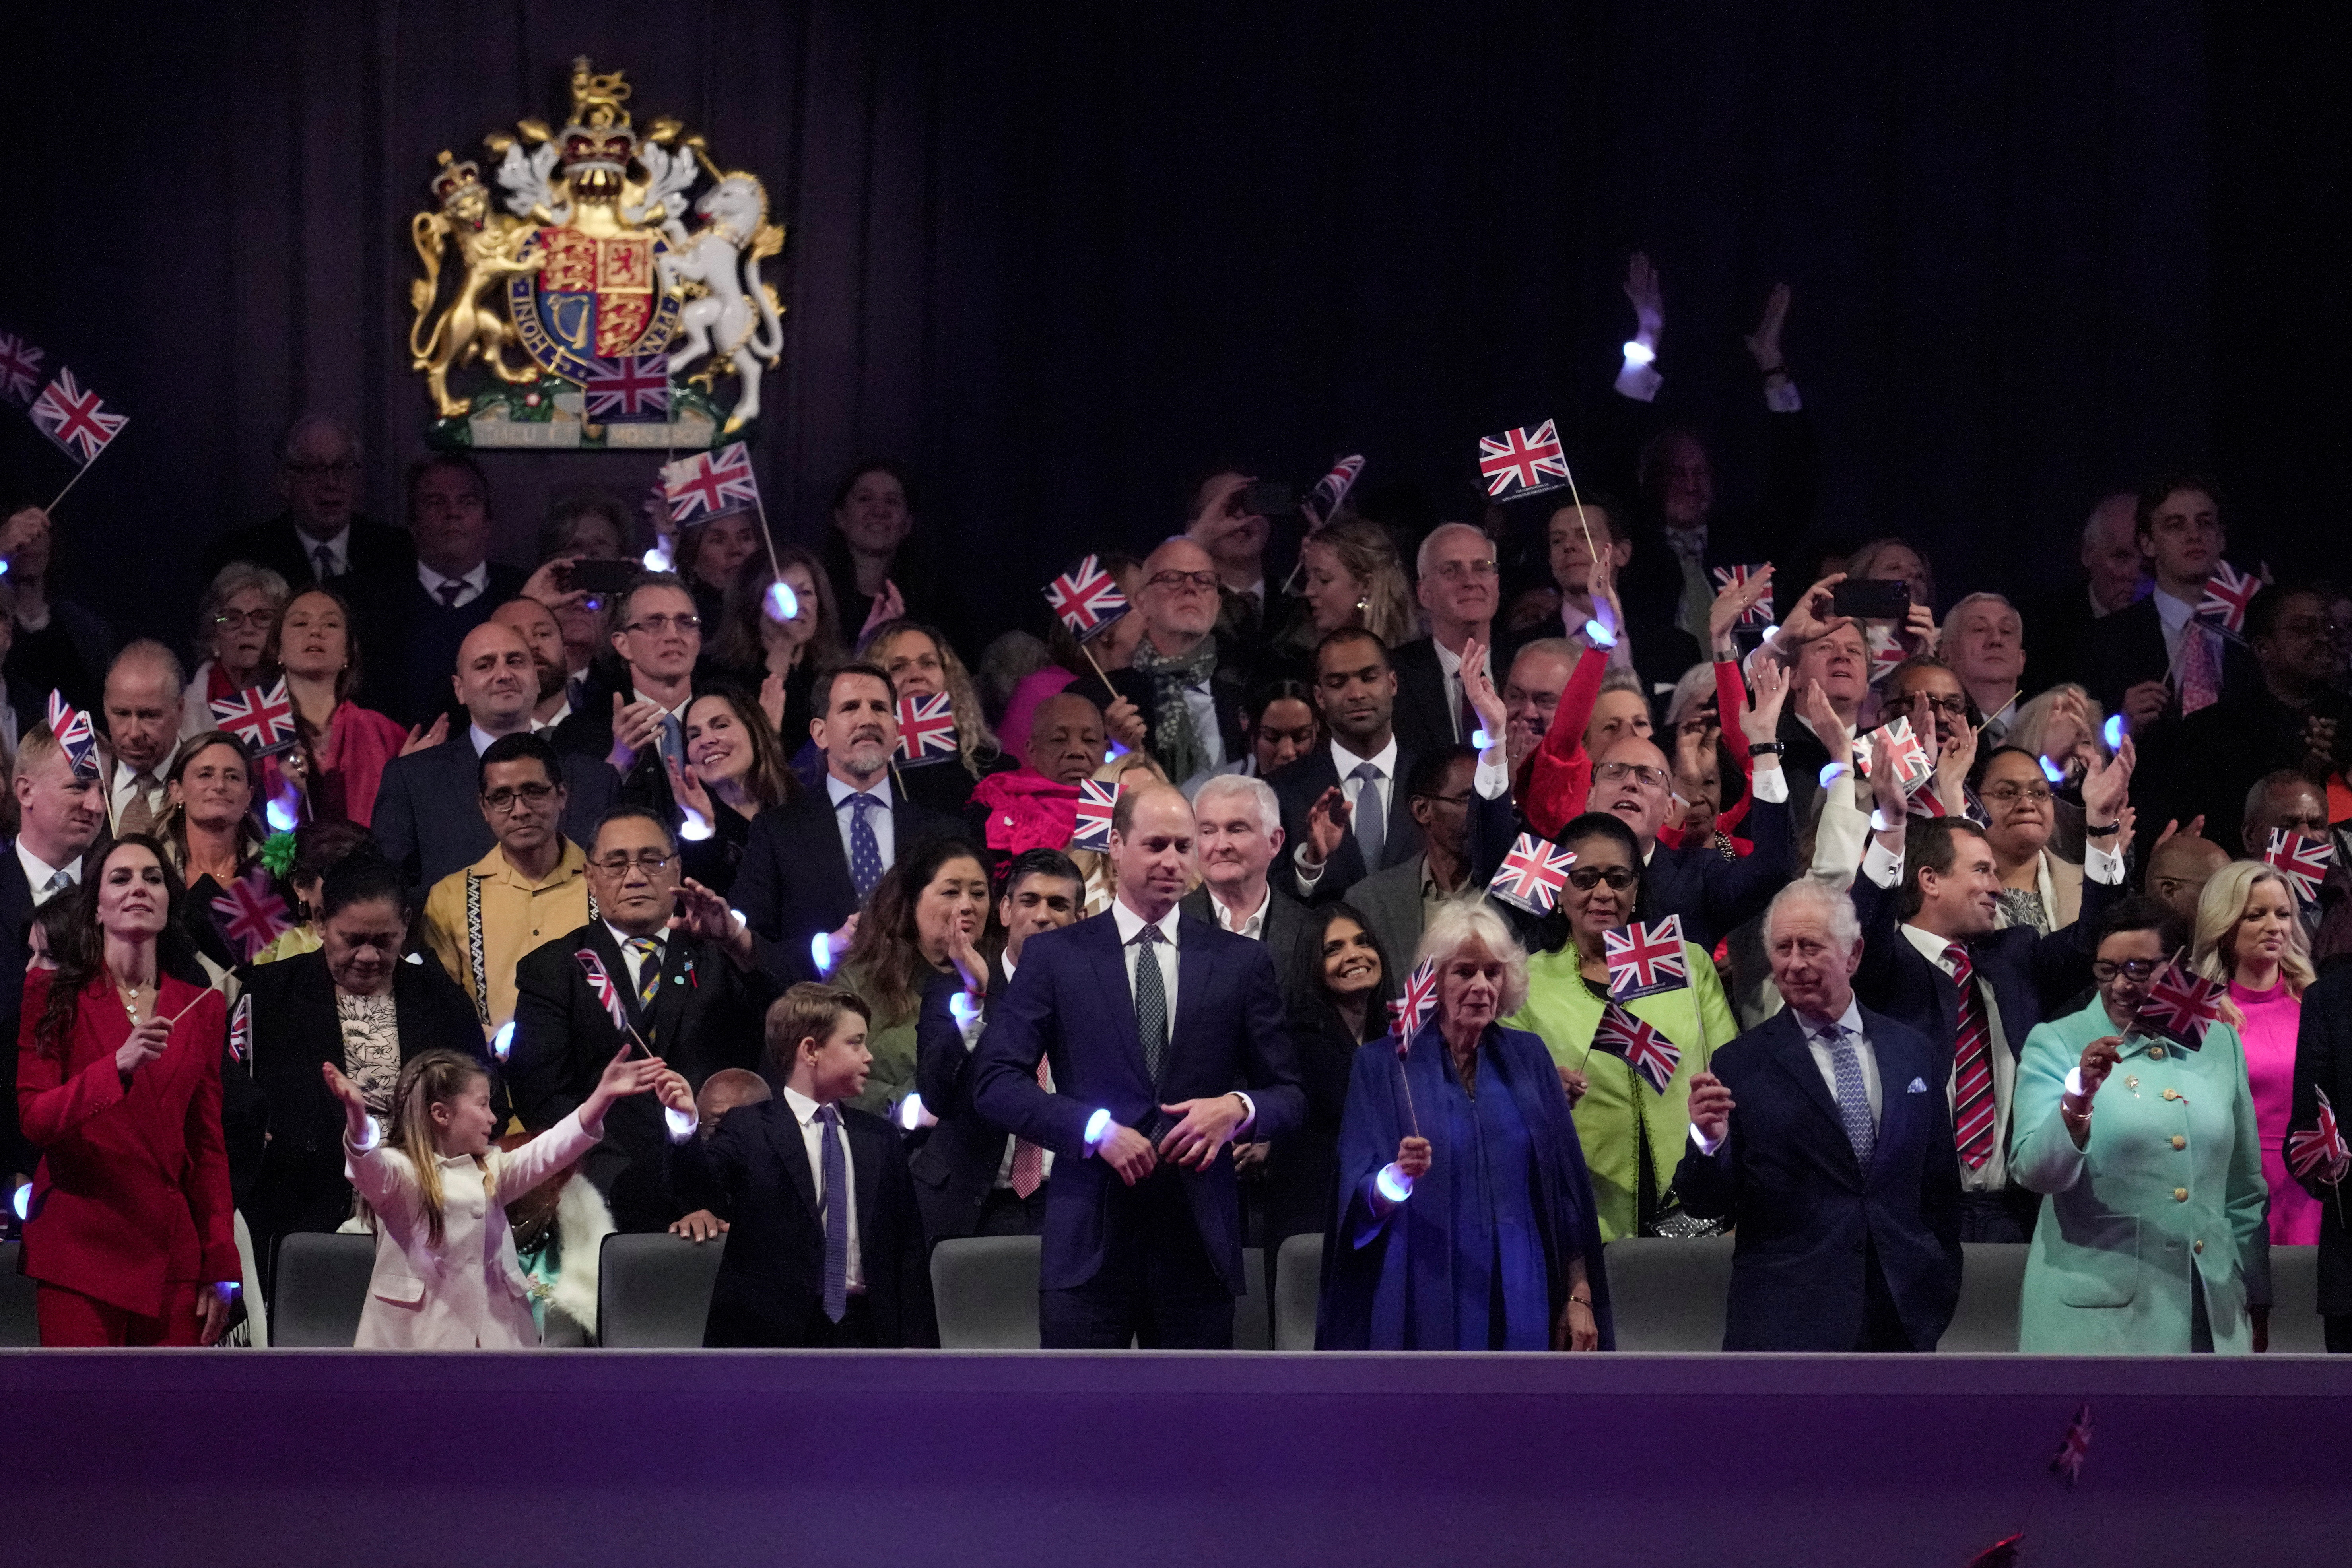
[428,149,485,206]
[557,56,637,171]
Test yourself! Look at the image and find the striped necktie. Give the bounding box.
[627,937,662,1007]
[1946,944,1997,1169]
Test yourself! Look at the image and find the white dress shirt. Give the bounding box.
[827,773,897,873]
[1295,735,1513,893]
[1209,883,1273,940]
[1108,897,1255,1133]
[1899,923,2016,1193]
[604,922,667,996]
[16,843,77,905]
[419,561,490,610]
[1864,836,2123,895]
[1179,683,1227,778]
[301,526,351,579]
[780,1084,862,1293]
[1691,996,1878,1156]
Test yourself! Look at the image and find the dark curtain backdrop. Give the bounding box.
[3,0,2321,659]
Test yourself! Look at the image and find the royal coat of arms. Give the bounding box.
[407,58,785,450]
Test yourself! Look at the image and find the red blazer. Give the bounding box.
[15,970,239,1315]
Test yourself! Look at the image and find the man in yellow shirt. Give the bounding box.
[421,732,592,1040]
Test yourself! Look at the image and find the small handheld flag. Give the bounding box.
[2131,961,2230,1049]
[1604,916,1688,1002]
[1709,564,1775,627]
[582,355,670,421]
[1303,454,1365,523]
[2048,1403,2094,1490]
[661,442,760,525]
[575,949,631,1033]
[210,677,299,755]
[2287,1086,2352,1185]
[227,994,252,1065]
[43,691,98,778]
[27,367,128,464]
[1593,1003,1682,1094]
[1389,959,1439,1043]
[1865,626,1906,687]
[1488,834,1577,916]
[2263,828,2333,910]
[211,870,293,961]
[1043,555,1130,642]
[2197,561,2260,637]
[0,330,44,406]
[1070,778,1119,853]
[895,691,958,764]
[1476,418,1571,499]
[1867,715,1935,796]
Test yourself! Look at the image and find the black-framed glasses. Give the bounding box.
[590,851,678,875]
[2092,958,2169,983]
[1144,569,1219,593]
[1567,866,1639,892]
[482,782,558,811]
[1413,790,1474,810]
[623,613,701,635]
[1982,783,2054,805]
[1911,695,1970,718]
[211,609,277,631]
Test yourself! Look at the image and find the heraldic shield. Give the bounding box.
[407,58,785,451]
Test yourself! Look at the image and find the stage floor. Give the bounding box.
[4,1350,2347,1565]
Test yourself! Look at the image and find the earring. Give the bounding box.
[1356,597,1369,613]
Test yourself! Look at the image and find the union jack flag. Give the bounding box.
[211,678,299,755]
[1488,833,1577,915]
[43,691,97,778]
[582,355,670,420]
[227,994,252,1065]
[27,367,128,464]
[1071,778,1118,852]
[1594,1003,1682,1094]
[2132,961,2230,1049]
[661,442,760,525]
[2287,1086,2352,1185]
[1866,625,1906,687]
[1604,916,1688,1002]
[1476,418,1571,499]
[895,691,958,763]
[2048,1403,2094,1490]
[1303,454,1365,523]
[1389,959,1439,1044]
[2263,828,2333,909]
[0,330,43,406]
[1043,555,1130,641]
[211,870,293,961]
[2197,561,2261,637]
[1709,563,1775,627]
[575,949,631,1034]
[1871,715,1935,795]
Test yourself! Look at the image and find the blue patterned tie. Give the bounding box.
[847,793,884,902]
[1132,925,1169,1086]
[1350,761,1386,870]
[657,711,685,770]
[817,1103,849,1323]
[1822,1023,1876,1169]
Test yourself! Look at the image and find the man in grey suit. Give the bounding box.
[1346,745,1486,973]
[1181,774,1312,996]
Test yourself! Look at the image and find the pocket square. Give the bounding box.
[1906,1077,1928,1093]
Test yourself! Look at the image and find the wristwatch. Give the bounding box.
[1747,741,1785,757]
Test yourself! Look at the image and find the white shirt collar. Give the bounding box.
[1899,923,1967,974]
[780,1083,832,1127]
[300,525,351,566]
[1328,734,1400,780]
[826,772,894,810]
[16,842,75,900]
[533,701,572,733]
[419,560,490,596]
[469,722,535,755]
[1211,881,1273,937]
[2152,585,2201,637]
[604,920,666,955]
[1795,996,1866,1040]
[1111,897,1184,948]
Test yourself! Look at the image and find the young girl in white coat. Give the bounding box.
[325,1042,666,1348]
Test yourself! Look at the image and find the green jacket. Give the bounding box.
[1508,941,1736,1243]
[2012,999,2271,1353]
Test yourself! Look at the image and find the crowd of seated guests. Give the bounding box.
[9,249,2352,1355]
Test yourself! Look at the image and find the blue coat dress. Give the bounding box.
[1317,1021,1614,1351]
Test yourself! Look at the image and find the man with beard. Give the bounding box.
[490,595,575,730]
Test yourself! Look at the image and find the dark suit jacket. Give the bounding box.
[1388,637,1478,761]
[369,732,617,897]
[549,682,680,827]
[375,566,532,725]
[1851,868,2119,1083]
[509,922,773,1232]
[2021,582,2108,697]
[1179,883,1314,1002]
[667,1095,936,1347]
[969,910,1305,1294]
[732,784,967,989]
[2133,683,2348,860]
[2077,593,2261,725]
[1674,1006,1963,1351]
[2290,965,2352,1316]
[910,959,1014,1244]
[3,598,117,731]
[1267,743,1424,904]
[202,512,416,590]
[1106,660,1249,784]
[1639,793,1797,951]
[231,949,487,1283]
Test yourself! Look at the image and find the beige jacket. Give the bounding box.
[346,1111,598,1349]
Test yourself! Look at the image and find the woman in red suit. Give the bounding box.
[16,833,240,1346]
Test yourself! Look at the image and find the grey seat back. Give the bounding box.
[270,1232,378,1347]
[598,1233,726,1348]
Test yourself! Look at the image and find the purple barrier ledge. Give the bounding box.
[1,1350,2346,1565]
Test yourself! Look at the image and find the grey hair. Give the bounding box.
[1766,878,1862,955]
[1939,591,2020,647]
[1193,772,1281,838]
[1414,521,1492,580]
[277,413,360,464]
[1414,896,1531,1018]
[196,562,291,660]
[1663,659,1716,732]
[1598,666,1645,701]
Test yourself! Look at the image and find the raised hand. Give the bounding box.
[758,669,787,735]
[1744,282,1791,371]
[1708,562,1775,649]
[321,1060,373,1144]
[652,1068,697,1117]
[1688,1072,1735,1145]
[115,1015,171,1077]
[1460,638,1506,748]
[1900,601,1939,656]
[858,580,906,640]
[665,753,717,831]
[944,921,987,999]
[520,556,592,612]
[607,691,668,772]
[667,877,740,945]
[1303,785,1352,867]
[1773,572,1853,656]
[1934,711,1979,816]
[2081,734,2136,823]
[1738,659,1791,748]
[1798,678,1850,767]
[1623,252,1664,345]
[584,1041,668,1133]
[1102,693,1148,750]
[400,712,449,759]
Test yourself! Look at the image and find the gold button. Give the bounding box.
[2162,1089,2181,1102]
[2149,1046,2166,1060]
[2173,1188,2189,1202]
[2172,1135,2186,1150]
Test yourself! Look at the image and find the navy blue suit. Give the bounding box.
[969,908,1305,1347]
[1674,1006,1962,1351]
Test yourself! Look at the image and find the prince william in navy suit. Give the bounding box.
[973,783,1305,1348]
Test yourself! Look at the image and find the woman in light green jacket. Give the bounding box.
[2012,898,2270,1353]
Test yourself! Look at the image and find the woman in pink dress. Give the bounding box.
[2192,859,2319,1244]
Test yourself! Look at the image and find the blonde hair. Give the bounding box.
[859,620,1001,778]
[2008,681,2109,764]
[2190,860,2313,998]
[1302,519,1414,646]
[1414,897,1531,1017]
[386,1049,494,1248]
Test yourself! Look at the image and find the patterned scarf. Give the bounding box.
[1129,633,1222,783]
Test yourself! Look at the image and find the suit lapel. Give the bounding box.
[765,1102,822,1220]
[847,1112,884,1248]
[1764,1013,1854,1162]
[1171,918,1213,1083]
[1384,747,1421,867]
[800,795,857,908]
[1091,916,1149,1081]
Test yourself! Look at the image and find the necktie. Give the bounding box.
[2177,621,2221,715]
[39,871,72,902]
[846,793,884,902]
[627,936,662,1007]
[1008,1057,1049,1198]
[816,1104,849,1323]
[438,579,466,608]
[1132,924,1169,1087]
[1350,761,1386,870]
[312,544,336,583]
[657,711,685,770]
[1947,944,1997,1169]
[119,771,158,838]
[1822,1023,1876,1169]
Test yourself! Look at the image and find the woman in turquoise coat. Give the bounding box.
[2012,898,2271,1353]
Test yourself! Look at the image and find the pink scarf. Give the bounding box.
[970,766,1080,856]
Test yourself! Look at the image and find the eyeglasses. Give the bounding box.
[212,609,277,631]
[1595,760,1669,790]
[2092,958,2169,983]
[1414,791,1474,809]
[590,851,678,875]
[1145,570,1220,593]
[1432,559,1499,582]
[623,614,701,635]
[1909,695,1971,718]
[1567,866,1639,891]
[482,782,558,811]
[1981,784,2053,805]
[284,460,359,480]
